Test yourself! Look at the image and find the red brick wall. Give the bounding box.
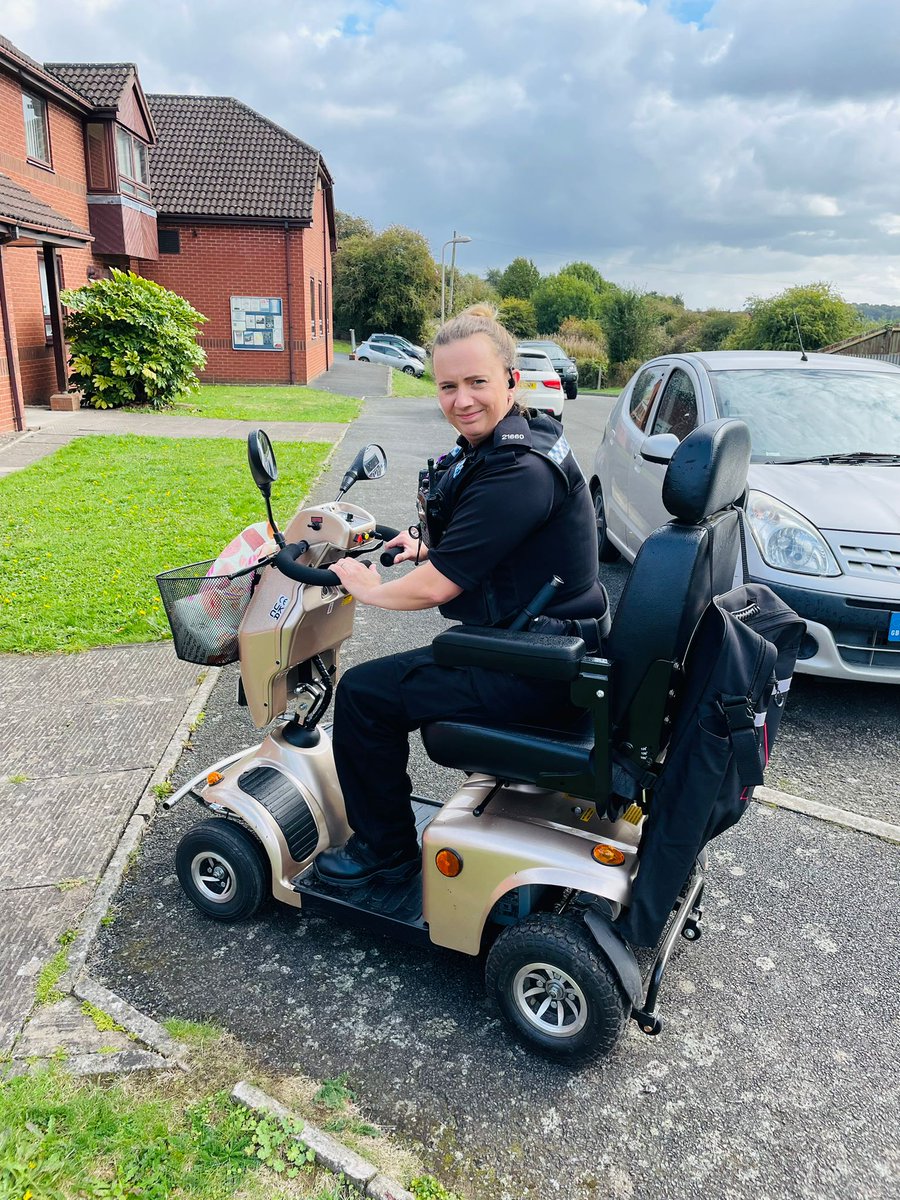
[0,69,109,419]
[140,206,333,386]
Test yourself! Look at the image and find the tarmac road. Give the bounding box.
[88,394,900,1199]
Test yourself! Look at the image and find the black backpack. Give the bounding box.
[615,581,806,947]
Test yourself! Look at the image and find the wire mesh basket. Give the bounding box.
[156,560,258,665]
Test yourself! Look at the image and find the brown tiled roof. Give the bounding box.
[43,61,135,109]
[146,94,328,221]
[0,170,91,240]
[0,35,92,109]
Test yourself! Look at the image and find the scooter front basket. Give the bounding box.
[156,560,257,665]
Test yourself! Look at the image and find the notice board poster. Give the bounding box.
[230,296,284,351]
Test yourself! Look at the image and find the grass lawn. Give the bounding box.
[0,1021,451,1200]
[390,368,436,399]
[168,385,361,424]
[0,434,330,653]
[579,387,621,397]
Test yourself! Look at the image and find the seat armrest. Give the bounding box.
[432,625,586,681]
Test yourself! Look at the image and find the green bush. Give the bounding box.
[608,357,643,388]
[498,297,538,339]
[61,269,207,409]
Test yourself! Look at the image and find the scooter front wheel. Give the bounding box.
[485,914,628,1062]
[176,819,269,922]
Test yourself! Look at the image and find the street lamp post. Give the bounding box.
[440,233,471,323]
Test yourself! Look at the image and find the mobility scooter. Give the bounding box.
[157,419,783,1061]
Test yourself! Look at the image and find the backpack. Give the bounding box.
[615,580,806,947]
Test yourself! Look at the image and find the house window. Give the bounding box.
[85,122,112,190]
[158,229,181,254]
[318,280,324,336]
[23,92,50,165]
[38,252,64,342]
[115,127,151,202]
[310,277,316,337]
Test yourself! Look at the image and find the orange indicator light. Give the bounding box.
[207,771,224,786]
[592,843,625,866]
[435,848,463,877]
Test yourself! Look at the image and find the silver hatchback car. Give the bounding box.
[591,351,900,684]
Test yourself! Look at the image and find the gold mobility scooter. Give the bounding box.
[158,419,798,1062]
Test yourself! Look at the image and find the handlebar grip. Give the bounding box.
[273,542,340,587]
[373,524,400,542]
[380,545,405,567]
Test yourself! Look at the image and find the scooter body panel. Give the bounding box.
[422,775,640,956]
[197,725,350,908]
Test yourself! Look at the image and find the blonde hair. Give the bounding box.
[432,303,518,371]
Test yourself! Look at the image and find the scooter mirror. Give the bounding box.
[247,430,278,496]
[640,433,680,465]
[336,443,388,498]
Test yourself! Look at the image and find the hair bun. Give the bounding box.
[460,302,498,320]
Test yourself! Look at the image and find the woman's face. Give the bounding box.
[433,333,519,445]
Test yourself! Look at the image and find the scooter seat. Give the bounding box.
[421,716,593,786]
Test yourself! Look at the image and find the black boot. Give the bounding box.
[313,835,420,887]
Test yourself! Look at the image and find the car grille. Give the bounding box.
[834,540,900,581]
[835,625,900,671]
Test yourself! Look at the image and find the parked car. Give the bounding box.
[591,350,900,684]
[367,333,427,362]
[515,347,566,419]
[518,339,578,398]
[355,340,425,377]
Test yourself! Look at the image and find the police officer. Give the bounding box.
[315,305,609,887]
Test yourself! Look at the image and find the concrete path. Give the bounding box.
[314,356,392,397]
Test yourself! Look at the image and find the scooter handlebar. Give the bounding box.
[273,525,401,586]
[273,543,341,587]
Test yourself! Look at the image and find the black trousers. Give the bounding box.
[330,645,577,856]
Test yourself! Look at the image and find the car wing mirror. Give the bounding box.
[337,443,388,498]
[640,433,680,464]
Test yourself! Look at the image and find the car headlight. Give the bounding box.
[745,491,841,577]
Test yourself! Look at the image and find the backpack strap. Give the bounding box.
[719,694,765,786]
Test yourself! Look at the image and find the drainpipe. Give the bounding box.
[0,244,26,432]
[284,222,295,384]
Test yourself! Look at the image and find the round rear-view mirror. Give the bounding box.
[248,429,278,495]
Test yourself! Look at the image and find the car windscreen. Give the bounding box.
[709,369,900,460]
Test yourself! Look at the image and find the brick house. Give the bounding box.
[0,34,336,434]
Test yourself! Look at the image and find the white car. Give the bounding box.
[515,347,565,419]
[354,341,425,376]
[591,350,900,684]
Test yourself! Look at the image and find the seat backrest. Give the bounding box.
[605,417,751,731]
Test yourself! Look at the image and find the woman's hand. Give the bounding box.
[330,556,382,601]
[384,528,427,564]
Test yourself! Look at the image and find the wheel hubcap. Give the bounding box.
[594,491,606,538]
[512,961,588,1038]
[190,851,236,903]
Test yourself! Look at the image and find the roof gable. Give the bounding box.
[44,61,156,142]
[145,94,328,223]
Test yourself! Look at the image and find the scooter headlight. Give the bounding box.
[745,491,840,577]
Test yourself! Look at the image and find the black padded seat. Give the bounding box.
[422,716,593,787]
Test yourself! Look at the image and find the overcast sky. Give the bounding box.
[6,0,900,309]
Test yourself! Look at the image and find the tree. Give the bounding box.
[602,289,655,366]
[61,269,206,409]
[696,310,749,351]
[497,257,540,300]
[335,210,374,242]
[559,261,608,294]
[726,282,863,351]
[531,274,600,333]
[449,270,498,313]
[498,297,538,339]
[332,225,439,342]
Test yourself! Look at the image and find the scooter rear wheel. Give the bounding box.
[176,819,269,922]
[485,913,628,1062]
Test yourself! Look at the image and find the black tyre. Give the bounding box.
[402,364,416,375]
[485,914,628,1062]
[357,355,370,362]
[566,382,578,400]
[593,485,620,563]
[175,819,269,922]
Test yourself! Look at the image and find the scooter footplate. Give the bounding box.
[291,799,438,946]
